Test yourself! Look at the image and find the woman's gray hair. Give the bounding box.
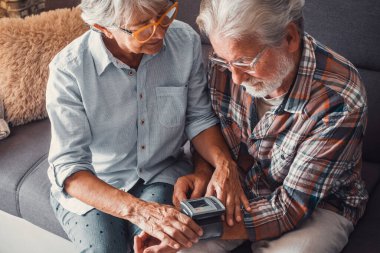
[80,0,170,27]
[197,0,305,46]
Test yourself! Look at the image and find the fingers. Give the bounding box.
[215,183,226,204]
[225,194,235,226]
[144,241,178,253]
[149,209,202,249]
[163,225,193,248]
[173,177,192,208]
[134,231,150,253]
[134,235,142,253]
[177,212,203,238]
[205,182,216,197]
[153,230,181,251]
[225,190,251,224]
[171,218,200,244]
[173,187,188,209]
[139,231,151,240]
[190,182,206,199]
[240,192,251,212]
[234,197,242,223]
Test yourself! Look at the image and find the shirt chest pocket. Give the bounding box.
[270,143,296,181]
[155,86,188,127]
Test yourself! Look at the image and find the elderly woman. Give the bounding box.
[46,0,249,252]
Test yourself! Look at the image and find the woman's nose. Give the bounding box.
[152,25,166,40]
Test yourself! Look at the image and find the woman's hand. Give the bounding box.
[205,160,251,226]
[130,200,202,250]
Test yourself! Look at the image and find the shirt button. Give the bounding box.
[128,70,134,76]
[139,93,143,99]
[140,119,145,125]
[141,145,145,150]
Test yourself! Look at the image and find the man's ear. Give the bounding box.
[285,22,301,53]
[92,24,114,39]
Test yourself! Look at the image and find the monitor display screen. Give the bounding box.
[189,199,209,209]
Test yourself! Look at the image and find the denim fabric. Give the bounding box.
[50,180,174,253]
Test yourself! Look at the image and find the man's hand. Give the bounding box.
[130,201,202,250]
[206,160,251,226]
[134,231,180,253]
[173,166,213,208]
[190,125,251,226]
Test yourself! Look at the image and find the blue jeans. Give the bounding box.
[50,179,174,253]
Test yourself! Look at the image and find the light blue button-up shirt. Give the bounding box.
[46,20,218,214]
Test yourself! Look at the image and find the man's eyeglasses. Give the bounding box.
[209,47,267,74]
[114,1,178,43]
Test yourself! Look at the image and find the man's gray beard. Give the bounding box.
[242,52,295,98]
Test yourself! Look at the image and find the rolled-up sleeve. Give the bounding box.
[185,33,219,140]
[46,63,95,192]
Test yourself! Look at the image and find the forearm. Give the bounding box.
[192,149,214,174]
[221,220,249,240]
[191,125,235,168]
[64,170,141,220]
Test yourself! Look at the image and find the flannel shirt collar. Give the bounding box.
[281,33,316,114]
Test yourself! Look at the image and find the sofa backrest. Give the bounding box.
[304,0,380,163]
[177,0,380,163]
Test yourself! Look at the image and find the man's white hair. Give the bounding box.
[80,0,170,27]
[197,0,305,46]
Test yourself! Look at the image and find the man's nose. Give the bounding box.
[230,67,250,85]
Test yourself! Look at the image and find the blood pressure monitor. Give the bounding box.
[180,196,225,239]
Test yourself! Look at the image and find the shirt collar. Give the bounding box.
[88,30,115,75]
[88,30,167,75]
[282,32,316,114]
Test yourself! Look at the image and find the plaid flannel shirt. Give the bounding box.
[209,33,368,242]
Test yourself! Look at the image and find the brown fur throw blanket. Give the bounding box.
[0,8,88,126]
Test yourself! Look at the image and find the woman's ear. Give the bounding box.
[92,24,114,39]
[285,22,301,53]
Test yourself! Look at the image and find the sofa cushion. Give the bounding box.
[362,161,380,195]
[18,156,67,239]
[357,68,380,163]
[0,119,50,216]
[0,7,87,126]
[342,182,380,253]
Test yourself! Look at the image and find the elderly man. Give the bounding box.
[135,0,368,252]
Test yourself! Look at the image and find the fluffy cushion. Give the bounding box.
[0,8,88,126]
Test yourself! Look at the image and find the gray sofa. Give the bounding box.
[0,1,379,252]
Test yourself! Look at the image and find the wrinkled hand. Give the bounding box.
[134,231,179,253]
[206,160,251,226]
[173,168,212,209]
[131,201,202,250]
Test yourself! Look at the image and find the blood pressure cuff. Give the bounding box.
[196,216,223,240]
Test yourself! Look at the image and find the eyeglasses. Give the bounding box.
[115,1,178,43]
[209,47,267,74]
